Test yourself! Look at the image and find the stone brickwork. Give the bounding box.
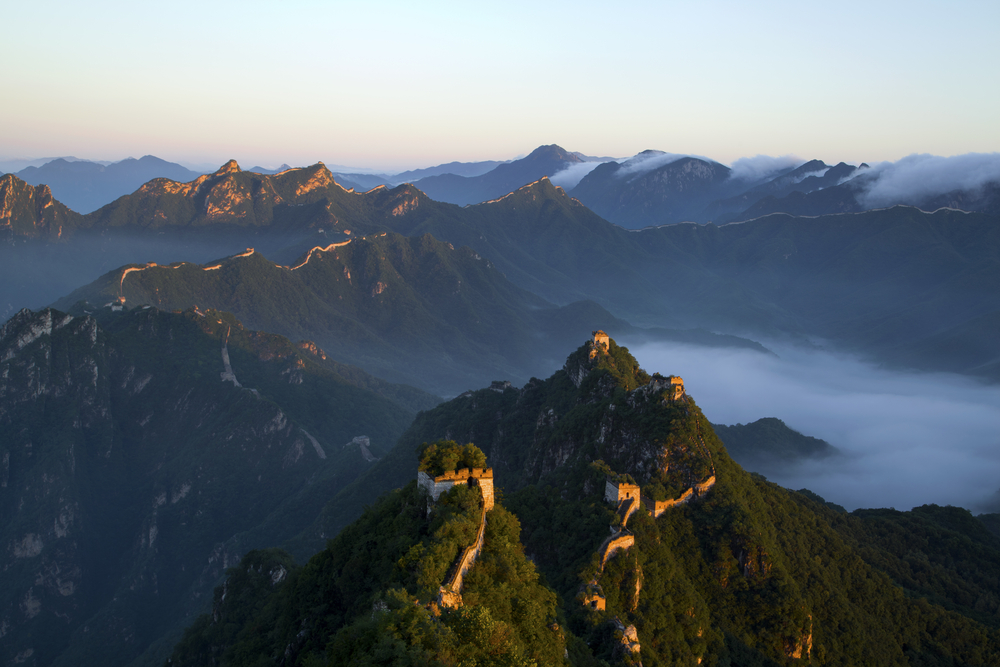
[438,489,490,609]
[580,580,606,611]
[605,478,641,505]
[590,330,610,359]
[418,467,494,510]
[644,488,695,517]
[694,475,716,496]
[599,533,635,571]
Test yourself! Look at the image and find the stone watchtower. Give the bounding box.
[590,330,611,359]
[605,477,641,505]
[668,376,685,401]
[418,467,494,511]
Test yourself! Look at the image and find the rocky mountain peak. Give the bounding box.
[215,159,241,175]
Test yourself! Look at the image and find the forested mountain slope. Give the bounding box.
[170,334,1000,666]
[0,305,435,667]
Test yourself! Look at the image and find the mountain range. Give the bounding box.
[9,146,999,228]
[2,142,1000,667]
[3,157,999,385]
[11,156,205,215]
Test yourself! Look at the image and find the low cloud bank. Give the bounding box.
[728,154,803,182]
[856,152,1000,208]
[616,151,689,179]
[625,339,1000,512]
[549,161,606,189]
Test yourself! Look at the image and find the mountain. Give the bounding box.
[392,159,506,183]
[390,185,1000,380]
[164,333,1000,666]
[15,156,204,214]
[705,160,864,222]
[712,417,838,473]
[571,153,739,227]
[328,172,393,192]
[52,233,767,396]
[0,174,79,240]
[169,444,566,667]
[6,161,1000,385]
[0,156,111,174]
[246,164,293,175]
[412,144,584,205]
[0,305,438,667]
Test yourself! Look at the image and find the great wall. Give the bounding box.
[417,466,494,609]
[113,234,395,308]
[577,331,721,665]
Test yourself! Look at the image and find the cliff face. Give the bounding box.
[0,306,424,667]
[0,174,80,239]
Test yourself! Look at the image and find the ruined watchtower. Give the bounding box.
[418,467,495,511]
[590,330,611,359]
[646,373,685,401]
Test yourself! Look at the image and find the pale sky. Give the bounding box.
[3,0,999,171]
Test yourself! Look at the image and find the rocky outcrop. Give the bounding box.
[0,174,79,239]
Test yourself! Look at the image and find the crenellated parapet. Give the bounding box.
[644,488,695,517]
[605,477,641,506]
[418,467,494,510]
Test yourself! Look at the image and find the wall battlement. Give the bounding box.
[418,467,494,510]
[605,478,641,505]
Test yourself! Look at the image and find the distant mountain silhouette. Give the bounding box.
[412,144,582,205]
[15,155,204,213]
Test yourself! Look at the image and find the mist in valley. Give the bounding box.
[625,338,1000,513]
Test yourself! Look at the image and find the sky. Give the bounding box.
[3,0,999,171]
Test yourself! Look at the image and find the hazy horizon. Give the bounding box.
[3,1,998,171]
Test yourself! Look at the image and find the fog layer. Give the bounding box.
[728,154,803,182]
[856,152,1000,208]
[549,161,606,189]
[626,339,1000,512]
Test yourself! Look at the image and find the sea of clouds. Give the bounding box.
[624,339,1000,513]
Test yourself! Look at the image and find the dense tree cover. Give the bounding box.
[167,478,565,666]
[418,440,488,476]
[812,501,1000,630]
[510,450,1000,666]
[711,418,837,469]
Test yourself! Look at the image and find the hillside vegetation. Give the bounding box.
[163,334,1000,666]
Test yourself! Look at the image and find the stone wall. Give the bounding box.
[418,467,494,510]
[599,533,635,571]
[644,488,695,517]
[694,475,716,496]
[605,479,641,505]
[439,495,489,609]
